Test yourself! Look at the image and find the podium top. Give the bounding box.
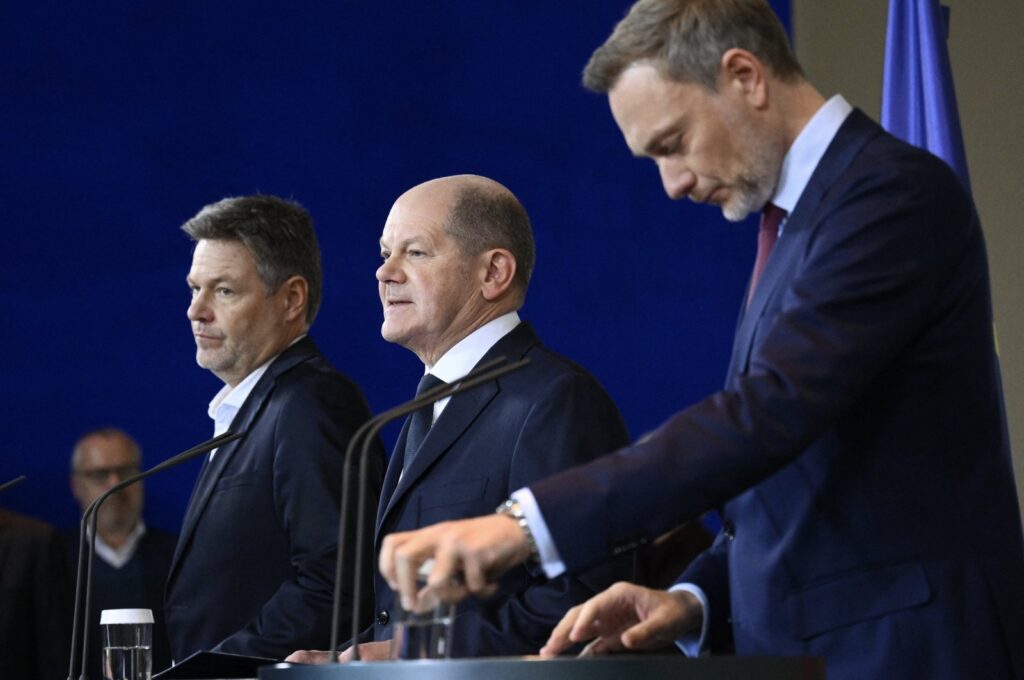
[257,655,825,680]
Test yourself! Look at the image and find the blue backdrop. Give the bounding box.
[1,1,789,533]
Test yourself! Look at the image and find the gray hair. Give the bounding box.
[182,194,323,325]
[445,185,536,297]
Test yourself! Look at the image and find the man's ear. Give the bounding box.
[281,275,309,323]
[480,248,517,302]
[719,48,768,108]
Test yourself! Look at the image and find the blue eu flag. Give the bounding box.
[881,0,971,192]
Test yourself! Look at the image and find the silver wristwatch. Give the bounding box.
[495,498,540,562]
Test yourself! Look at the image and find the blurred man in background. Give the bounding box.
[66,428,176,680]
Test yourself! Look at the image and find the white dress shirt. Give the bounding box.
[396,312,520,481]
[206,335,307,459]
[421,312,521,422]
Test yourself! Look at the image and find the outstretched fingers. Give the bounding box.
[620,588,701,651]
[540,582,701,657]
[540,604,585,656]
[540,583,637,657]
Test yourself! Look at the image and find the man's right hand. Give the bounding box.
[338,641,392,661]
[379,514,533,611]
[539,582,702,657]
[284,649,336,664]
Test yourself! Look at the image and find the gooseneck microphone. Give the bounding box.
[328,355,531,660]
[327,356,508,657]
[0,474,27,493]
[67,430,244,680]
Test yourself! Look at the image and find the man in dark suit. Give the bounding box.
[378,2,1024,678]
[0,508,72,680]
[65,428,176,679]
[289,174,631,661]
[165,195,384,661]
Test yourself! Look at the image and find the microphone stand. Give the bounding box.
[328,355,531,661]
[67,430,244,680]
[326,356,507,657]
[0,474,27,493]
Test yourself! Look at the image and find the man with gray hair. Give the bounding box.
[378,2,1024,678]
[165,195,384,662]
[67,428,176,678]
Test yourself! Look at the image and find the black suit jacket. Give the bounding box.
[530,111,1024,679]
[165,337,384,661]
[0,510,72,680]
[373,322,632,656]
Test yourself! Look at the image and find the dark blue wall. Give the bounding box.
[0,1,790,533]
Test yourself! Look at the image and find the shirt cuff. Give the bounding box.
[511,487,566,578]
[668,583,709,657]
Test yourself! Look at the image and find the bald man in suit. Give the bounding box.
[290,174,632,661]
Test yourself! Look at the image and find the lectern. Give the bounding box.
[258,656,825,680]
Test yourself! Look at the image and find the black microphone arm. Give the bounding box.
[67,429,244,680]
[326,356,508,656]
[328,355,531,660]
[0,474,27,493]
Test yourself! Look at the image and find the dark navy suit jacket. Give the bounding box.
[165,337,384,661]
[530,111,1024,679]
[373,322,632,656]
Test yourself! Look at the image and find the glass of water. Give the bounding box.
[100,608,153,680]
[389,589,454,660]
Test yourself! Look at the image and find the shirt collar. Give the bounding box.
[771,95,853,214]
[427,312,521,383]
[208,360,273,436]
[207,335,306,435]
[93,520,147,569]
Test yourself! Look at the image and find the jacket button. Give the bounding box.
[722,520,735,540]
[376,609,390,625]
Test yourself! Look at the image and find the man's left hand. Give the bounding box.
[539,582,701,657]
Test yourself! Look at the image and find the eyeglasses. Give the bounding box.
[73,464,139,483]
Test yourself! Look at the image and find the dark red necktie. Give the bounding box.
[748,202,786,305]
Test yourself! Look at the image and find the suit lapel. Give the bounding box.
[375,323,540,536]
[167,337,319,582]
[375,419,411,528]
[728,110,880,378]
[384,380,499,516]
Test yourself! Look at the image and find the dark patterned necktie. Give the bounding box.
[748,202,787,305]
[403,373,445,468]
